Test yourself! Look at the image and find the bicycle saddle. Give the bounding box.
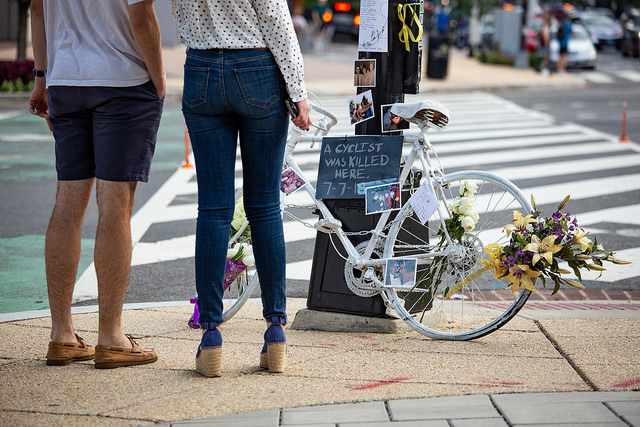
[390,101,450,131]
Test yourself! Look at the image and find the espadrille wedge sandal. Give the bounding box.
[261,315,287,373]
[196,326,222,377]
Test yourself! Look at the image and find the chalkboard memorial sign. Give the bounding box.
[316,135,403,199]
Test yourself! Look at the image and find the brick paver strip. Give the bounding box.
[470,289,636,303]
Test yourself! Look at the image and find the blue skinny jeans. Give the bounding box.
[182,48,289,327]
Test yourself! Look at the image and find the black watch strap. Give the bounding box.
[32,69,47,78]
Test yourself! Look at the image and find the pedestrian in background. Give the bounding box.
[29,0,165,368]
[556,10,572,74]
[539,12,552,75]
[169,0,312,378]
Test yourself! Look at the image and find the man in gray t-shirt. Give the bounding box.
[29,0,165,369]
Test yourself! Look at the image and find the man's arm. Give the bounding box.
[29,0,50,127]
[129,0,165,99]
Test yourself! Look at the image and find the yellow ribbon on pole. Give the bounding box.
[397,3,423,52]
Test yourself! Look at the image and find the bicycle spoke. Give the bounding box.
[384,172,532,340]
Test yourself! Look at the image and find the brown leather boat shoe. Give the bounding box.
[46,334,95,366]
[94,335,157,369]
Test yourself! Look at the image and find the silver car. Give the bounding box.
[549,23,598,69]
[580,12,623,49]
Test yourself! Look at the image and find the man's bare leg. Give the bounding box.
[45,179,94,343]
[94,179,138,348]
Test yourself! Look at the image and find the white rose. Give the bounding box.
[231,198,246,231]
[231,213,246,232]
[448,198,461,213]
[457,197,475,215]
[461,215,476,231]
[461,180,478,197]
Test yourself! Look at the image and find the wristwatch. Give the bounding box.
[32,69,47,77]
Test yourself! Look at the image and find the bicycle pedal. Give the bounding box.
[314,219,342,233]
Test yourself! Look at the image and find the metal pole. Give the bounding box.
[356,0,421,136]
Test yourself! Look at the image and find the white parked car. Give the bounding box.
[549,22,598,69]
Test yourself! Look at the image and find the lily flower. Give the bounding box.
[557,195,571,211]
[610,257,632,265]
[585,263,607,271]
[572,228,592,252]
[524,235,563,265]
[564,279,585,289]
[506,264,542,292]
[482,243,507,279]
[504,210,537,236]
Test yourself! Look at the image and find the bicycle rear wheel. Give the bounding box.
[222,188,259,321]
[383,171,532,340]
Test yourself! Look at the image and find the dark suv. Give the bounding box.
[620,9,640,57]
[330,1,360,39]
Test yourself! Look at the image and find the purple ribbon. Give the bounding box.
[188,259,248,328]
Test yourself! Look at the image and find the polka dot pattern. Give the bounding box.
[170,0,307,101]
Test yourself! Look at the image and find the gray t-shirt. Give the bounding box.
[44,0,150,88]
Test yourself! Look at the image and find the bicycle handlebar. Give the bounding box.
[308,100,338,132]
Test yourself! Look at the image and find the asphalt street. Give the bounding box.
[1,44,639,315]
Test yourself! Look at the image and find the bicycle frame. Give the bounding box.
[284,126,460,290]
[227,99,534,339]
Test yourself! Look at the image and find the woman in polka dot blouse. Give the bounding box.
[170,0,312,377]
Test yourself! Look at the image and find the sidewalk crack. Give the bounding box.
[534,320,598,391]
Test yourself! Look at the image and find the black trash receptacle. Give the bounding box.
[426,33,450,79]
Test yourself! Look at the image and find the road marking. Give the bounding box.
[612,70,640,82]
[575,72,615,84]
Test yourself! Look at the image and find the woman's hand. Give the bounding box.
[292,99,312,131]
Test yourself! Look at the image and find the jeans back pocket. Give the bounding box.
[183,65,210,109]
[234,65,280,109]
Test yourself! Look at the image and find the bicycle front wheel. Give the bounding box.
[383,171,533,340]
[222,188,259,321]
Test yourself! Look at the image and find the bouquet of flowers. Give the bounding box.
[483,195,631,294]
[188,197,254,328]
[445,180,480,240]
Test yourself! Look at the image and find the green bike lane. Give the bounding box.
[0,102,187,314]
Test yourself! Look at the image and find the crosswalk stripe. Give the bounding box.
[612,70,640,82]
[576,71,616,84]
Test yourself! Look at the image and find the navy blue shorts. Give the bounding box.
[48,81,164,182]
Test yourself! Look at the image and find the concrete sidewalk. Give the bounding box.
[0,298,639,425]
